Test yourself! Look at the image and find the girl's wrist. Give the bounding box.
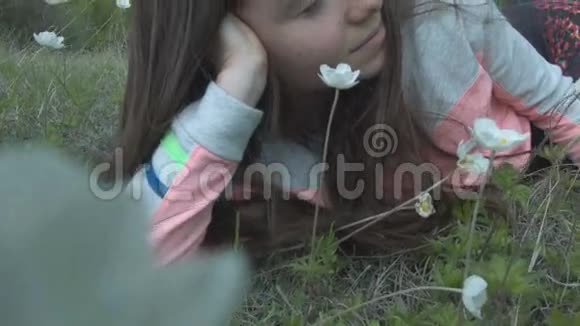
[216,62,267,108]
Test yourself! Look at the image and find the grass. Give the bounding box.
[1,38,579,325]
[0,37,125,162]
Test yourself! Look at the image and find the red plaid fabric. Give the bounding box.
[534,0,580,78]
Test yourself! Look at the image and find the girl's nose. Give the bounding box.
[345,0,383,25]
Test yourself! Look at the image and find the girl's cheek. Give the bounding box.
[318,30,348,61]
[287,36,344,86]
[303,31,345,62]
[267,29,345,87]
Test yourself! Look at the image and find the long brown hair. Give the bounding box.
[118,1,238,177]
[114,0,505,258]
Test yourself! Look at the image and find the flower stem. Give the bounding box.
[314,286,463,325]
[464,151,496,278]
[337,174,451,243]
[311,88,340,251]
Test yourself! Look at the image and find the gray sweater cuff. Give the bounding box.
[172,81,264,161]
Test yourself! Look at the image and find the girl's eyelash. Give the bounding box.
[301,0,321,15]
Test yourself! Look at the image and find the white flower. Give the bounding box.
[116,0,131,9]
[33,31,65,49]
[44,0,69,4]
[472,118,529,152]
[462,275,488,319]
[318,63,360,90]
[456,139,490,174]
[415,192,435,218]
[457,139,476,159]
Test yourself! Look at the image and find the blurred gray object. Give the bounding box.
[0,143,249,326]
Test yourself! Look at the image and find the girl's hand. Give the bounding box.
[214,14,268,107]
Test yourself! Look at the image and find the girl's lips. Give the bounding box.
[349,23,384,54]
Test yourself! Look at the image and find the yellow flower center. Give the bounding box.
[499,137,508,145]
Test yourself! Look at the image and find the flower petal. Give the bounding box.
[318,63,360,89]
[336,63,351,73]
[33,31,65,49]
[348,70,361,84]
[469,153,490,173]
[472,118,529,151]
[458,152,490,174]
[320,64,332,75]
[116,0,131,9]
[473,118,499,133]
[457,139,476,159]
[415,192,435,218]
[462,275,488,319]
[501,130,529,143]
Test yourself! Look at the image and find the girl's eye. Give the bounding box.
[300,0,321,15]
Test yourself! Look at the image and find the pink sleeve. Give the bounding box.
[144,81,263,265]
[151,146,238,265]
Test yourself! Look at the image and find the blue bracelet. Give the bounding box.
[144,163,168,198]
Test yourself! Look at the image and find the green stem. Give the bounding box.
[464,150,496,278]
[314,286,463,325]
[337,174,451,243]
[310,88,340,252]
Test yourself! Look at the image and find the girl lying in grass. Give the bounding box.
[114,0,580,264]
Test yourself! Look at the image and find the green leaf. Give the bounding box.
[487,223,511,254]
[508,184,531,208]
[424,303,477,326]
[492,163,520,191]
[539,144,567,164]
[433,261,463,289]
[289,232,341,281]
[547,309,580,326]
[385,308,428,326]
[474,255,539,297]
[452,200,475,224]
[283,315,305,326]
[45,123,64,146]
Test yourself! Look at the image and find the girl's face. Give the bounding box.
[237,0,386,93]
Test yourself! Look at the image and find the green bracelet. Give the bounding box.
[160,130,189,166]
